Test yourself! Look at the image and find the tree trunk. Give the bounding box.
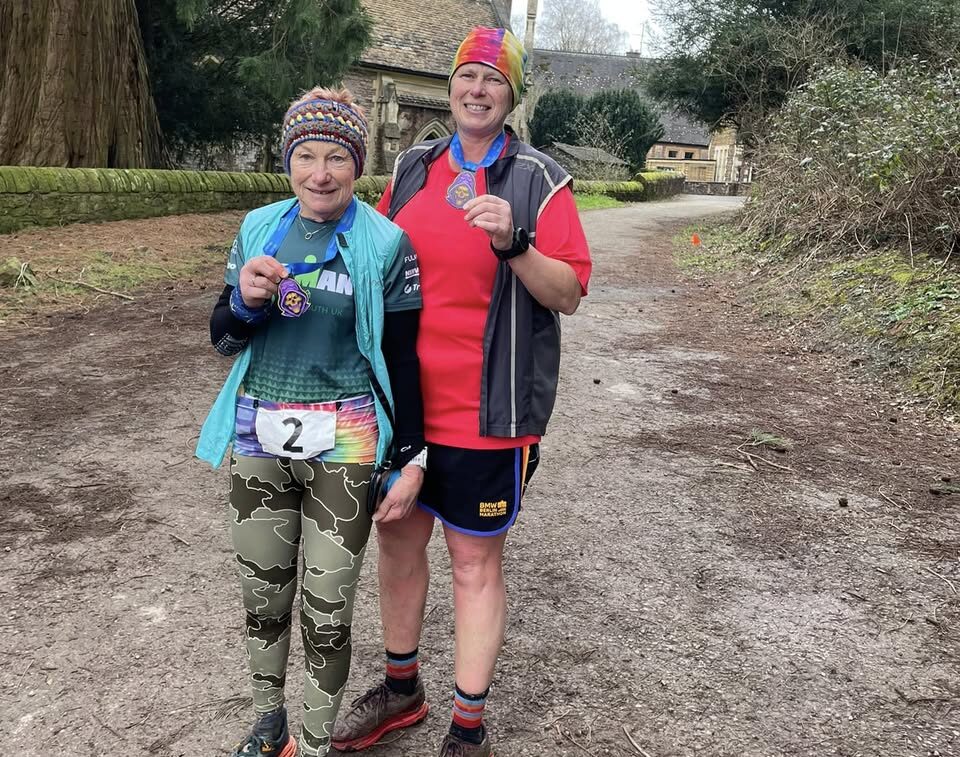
[0,0,164,167]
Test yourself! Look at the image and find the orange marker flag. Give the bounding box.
[691,233,702,246]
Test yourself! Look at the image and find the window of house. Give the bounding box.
[668,150,678,158]
[685,151,695,160]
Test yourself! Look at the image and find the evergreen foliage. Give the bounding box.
[647,0,960,141]
[580,89,664,170]
[528,90,583,148]
[136,0,371,163]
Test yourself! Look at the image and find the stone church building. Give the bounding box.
[343,0,513,175]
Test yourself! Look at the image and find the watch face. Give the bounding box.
[515,227,530,251]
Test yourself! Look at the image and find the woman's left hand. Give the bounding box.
[373,465,424,524]
[464,194,514,251]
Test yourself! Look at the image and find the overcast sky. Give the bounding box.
[511,0,655,54]
[596,0,650,52]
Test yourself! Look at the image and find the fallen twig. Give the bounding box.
[737,445,794,472]
[556,724,593,755]
[924,567,958,596]
[46,274,135,301]
[15,659,34,688]
[543,709,572,728]
[622,725,653,756]
[168,532,191,547]
[877,488,905,508]
[92,712,126,742]
[894,687,955,705]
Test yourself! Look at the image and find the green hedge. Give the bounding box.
[0,166,676,235]
[632,170,686,199]
[575,180,646,201]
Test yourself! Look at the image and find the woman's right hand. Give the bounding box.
[239,256,288,308]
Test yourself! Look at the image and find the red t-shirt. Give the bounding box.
[378,148,591,449]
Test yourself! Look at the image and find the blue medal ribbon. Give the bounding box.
[450,131,507,172]
[262,197,358,275]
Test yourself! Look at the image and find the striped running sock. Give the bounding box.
[449,685,489,745]
[384,648,419,695]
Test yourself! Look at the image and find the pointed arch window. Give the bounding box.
[414,119,452,143]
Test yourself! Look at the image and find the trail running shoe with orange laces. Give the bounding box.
[229,707,297,757]
[331,680,429,752]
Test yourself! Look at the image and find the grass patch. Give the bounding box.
[675,223,758,274]
[575,193,626,211]
[747,430,794,452]
[675,224,960,415]
[0,242,228,323]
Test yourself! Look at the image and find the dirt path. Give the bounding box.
[2,196,958,757]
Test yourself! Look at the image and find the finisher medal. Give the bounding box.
[446,171,477,209]
[258,198,359,319]
[277,277,310,318]
[446,131,507,209]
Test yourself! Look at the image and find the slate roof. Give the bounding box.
[359,0,508,78]
[532,49,648,94]
[655,111,711,147]
[531,48,712,147]
[549,142,628,166]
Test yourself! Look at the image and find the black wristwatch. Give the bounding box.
[491,227,530,261]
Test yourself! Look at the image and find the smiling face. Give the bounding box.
[288,141,356,221]
[449,62,513,141]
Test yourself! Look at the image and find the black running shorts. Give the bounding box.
[418,442,540,536]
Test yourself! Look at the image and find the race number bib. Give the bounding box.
[254,407,336,460]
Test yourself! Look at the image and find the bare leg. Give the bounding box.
[444,526,508,693]
[376,507,435,652]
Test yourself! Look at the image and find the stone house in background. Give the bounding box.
[541,142,631,180]
[529,48,751,183]
[343,0,511,175]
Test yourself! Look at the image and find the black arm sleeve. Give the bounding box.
[210,284,259,356]
[382,308,425,468]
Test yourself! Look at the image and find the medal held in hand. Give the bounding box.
[277,277,310,317]
[446,131,506,209]
[446,171,477,209]
[259,198,359,319]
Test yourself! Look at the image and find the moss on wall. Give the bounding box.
[632,171,686,198]
[575,180,646,201]
[0,167,395,234]
[0,167,678,235]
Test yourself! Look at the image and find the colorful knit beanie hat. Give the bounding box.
[281,97,368,177]
[450,27,528,108]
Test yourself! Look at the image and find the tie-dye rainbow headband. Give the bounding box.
[450,27,528,107]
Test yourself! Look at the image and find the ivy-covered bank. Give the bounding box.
[678,225,960,415]
[0,168,680,234]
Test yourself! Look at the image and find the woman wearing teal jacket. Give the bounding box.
[196,87,427,757]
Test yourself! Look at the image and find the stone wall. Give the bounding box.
[682,181,752,197]
[0,166,680,235]
[634,170,686,199]
[0,167,388,234]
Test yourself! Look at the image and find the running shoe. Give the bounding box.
[331,680,429,751]
[229,707,297,757]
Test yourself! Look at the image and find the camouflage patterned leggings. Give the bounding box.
[229,455,374,756]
